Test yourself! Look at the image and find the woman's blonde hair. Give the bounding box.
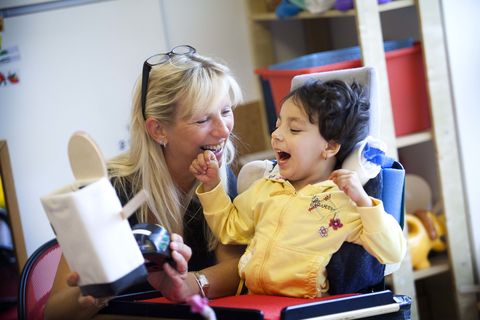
[108,51,242,249]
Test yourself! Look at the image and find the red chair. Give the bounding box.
[17,239,61,320]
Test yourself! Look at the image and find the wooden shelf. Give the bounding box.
[251,0,414,21]
[396,130,432,148]
[413,253,450,281]
[386,253,450,286]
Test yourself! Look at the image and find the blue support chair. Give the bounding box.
[326,159,405,294]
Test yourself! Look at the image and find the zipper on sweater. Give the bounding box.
[258,194,293,293]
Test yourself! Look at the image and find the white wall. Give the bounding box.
[442,0,480,279]
[0,0,259,257]
[160,0,259,102]
[0,0,168,255]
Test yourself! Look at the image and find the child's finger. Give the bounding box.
[189,162,202,176]
[204,150,220,170]
[203,150,216,165]
[207,150,216,161]
[191,153,210,172]
[195,153,207,167]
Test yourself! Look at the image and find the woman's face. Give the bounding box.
[164,95,234,169]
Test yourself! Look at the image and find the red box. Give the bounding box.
[256,44,431,137]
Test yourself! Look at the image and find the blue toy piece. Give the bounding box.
[275,0,304,18]
[336,0,391,11]
[275,0,393,17]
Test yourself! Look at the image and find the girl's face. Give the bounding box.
[164,95,234,168]
[271,98,327,188]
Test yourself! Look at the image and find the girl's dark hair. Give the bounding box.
[283,79,370,167]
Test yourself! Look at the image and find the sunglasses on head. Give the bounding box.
[141,45,197,119]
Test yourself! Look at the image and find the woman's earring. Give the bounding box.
[323,151,327,161]
[160,140,167,147]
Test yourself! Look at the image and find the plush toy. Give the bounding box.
[406,210,447,270]
[414,210,447,252]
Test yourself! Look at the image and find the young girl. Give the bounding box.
[190,79,406,298]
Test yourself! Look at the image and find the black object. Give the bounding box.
[100,289,411,320]
[132,223,172,271]
[281,290,411,320]
[100,290,264,320]
[80,264,147,297]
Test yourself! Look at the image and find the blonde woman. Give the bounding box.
[45,45,244,319]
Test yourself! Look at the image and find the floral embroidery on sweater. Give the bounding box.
[310,193,344,237]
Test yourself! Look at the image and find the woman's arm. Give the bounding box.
[45,240,244,318]
[201,243,245,298]
[148,242,244,302]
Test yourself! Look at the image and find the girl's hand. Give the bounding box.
[329,169,372,207]
[147,233,194,302]
[189,150,221,191]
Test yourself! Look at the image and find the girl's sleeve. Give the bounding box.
[350,198,407,264]
[196,180,263,245]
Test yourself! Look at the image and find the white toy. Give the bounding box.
[41,131,147,297]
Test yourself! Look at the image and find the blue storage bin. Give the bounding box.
[268,38,414,70]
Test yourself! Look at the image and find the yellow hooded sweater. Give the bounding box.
[196,174,406,298]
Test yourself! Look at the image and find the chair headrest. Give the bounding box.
[291,66,379,137]
[291,67,385,185]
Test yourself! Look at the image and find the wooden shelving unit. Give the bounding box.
[245,0,478,319]
[413,254,450,281]
[251,0,414,21]
[396,130,432,149]
[0,140,27,273]
[386,253,449,286]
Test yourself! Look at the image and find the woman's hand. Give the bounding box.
[66,272,112,309]
[45,255,111,320]
[329,169,372,207]
[147,233,194,302]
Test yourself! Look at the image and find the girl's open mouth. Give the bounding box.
[277,151,291,164]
